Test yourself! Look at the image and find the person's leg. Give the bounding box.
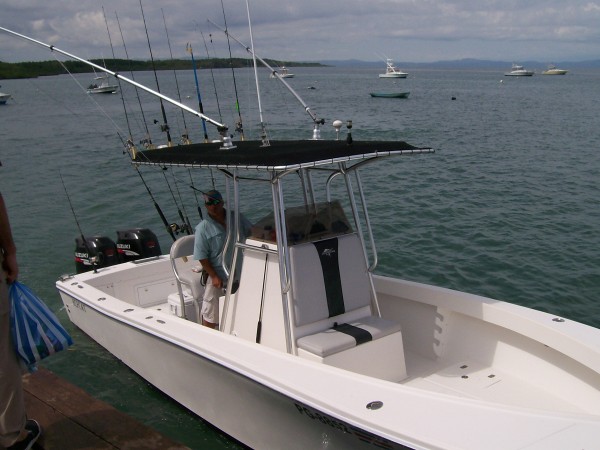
[200,279,220,329]
[0,265,27,448]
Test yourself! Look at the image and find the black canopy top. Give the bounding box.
[132,140,434,171]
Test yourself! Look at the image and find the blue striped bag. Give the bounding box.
[9,281,73,372]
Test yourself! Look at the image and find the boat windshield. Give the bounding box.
[250,200,353,245]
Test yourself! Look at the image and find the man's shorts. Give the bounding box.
[201,277,222,324]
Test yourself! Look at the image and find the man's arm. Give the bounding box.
[0,193,18,283]
[199,258,223,289]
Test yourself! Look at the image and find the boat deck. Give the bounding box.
[402,351,586,414]
[150,296,589,415]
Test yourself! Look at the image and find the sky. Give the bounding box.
[1,0,600,64]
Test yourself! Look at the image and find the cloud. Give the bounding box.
[1,0,599,63]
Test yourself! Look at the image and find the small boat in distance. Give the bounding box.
[504,64,534,76]
[87,74,118,94]
[379,58,408,78]
[542,64,568,75]
[0,92,11,104]
[370,92,410,98]
[270,66,294,78]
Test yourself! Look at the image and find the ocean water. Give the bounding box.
[1,65,600,448]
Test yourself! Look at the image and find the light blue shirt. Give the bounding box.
[193,211,252,280]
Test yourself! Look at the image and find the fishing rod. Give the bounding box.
[115,12,155,150]
[255,253,269,343]
[207,20,325,138]
[0,26,225,130]
[139,0,172,146]
[102,7,135,144]
[135,166,177,242]
[203,32,223,123]
[162,8,191,145]
[165,168,192,234]
[186,42,210,143]
[59,172,97,273]
[189,170,203,221]
[219,0,245,140]
[245,0,269,146]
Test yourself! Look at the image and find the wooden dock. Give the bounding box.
[20,367,190,450]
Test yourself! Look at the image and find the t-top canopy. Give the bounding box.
[132,140,434,171]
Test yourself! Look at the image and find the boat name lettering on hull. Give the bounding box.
[294,402,351,433]
[294,402,398,449]
[72,298,87,312]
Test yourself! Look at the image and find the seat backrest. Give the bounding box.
[289,233,372,327]
[170,235,195,260]
[170,235,204,301]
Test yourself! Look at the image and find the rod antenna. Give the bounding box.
[245,0,269,146]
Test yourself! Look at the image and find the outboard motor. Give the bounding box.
[74,235,119,273]
[116,228,162,262]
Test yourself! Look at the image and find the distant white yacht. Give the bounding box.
[542,64,568,75]
[379,58,408,78]
[505,64,534,76]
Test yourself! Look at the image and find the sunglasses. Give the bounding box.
[205,199,222,206]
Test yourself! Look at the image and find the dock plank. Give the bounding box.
[21,367,189,450]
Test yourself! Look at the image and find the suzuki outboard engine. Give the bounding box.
[116,228,162,262]
[74,235,119,273]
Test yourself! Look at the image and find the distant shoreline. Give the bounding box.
[0,58,326,80]
[2,57,599,80]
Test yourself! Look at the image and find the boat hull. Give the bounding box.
[379,73,407,78]
[0,93,11,104]
[57,271,405,449]
[504,72,534,76]
[87,86,118,94]
[56,257,600,449]
[370,92,410,98]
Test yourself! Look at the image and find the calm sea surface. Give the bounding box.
[1,65,600,448]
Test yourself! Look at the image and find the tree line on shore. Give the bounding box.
[0,58,321,79]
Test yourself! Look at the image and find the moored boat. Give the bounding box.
[504,63,534,76]
[270,66,294,78]
[379,58,408,78]
[370,92,410,98]
[87,74,118,94]
[0,92,11,104]
[542,64,568,75]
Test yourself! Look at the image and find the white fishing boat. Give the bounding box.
[379,58,408,78]
[270,66,294,78]
[3,24,600,450]
[542,64,568,75]
[504,64,534,76]
[86,74,118,94]
[0,91,11,104]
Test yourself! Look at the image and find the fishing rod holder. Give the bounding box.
[218,126,237,150]
[311,118,326,140]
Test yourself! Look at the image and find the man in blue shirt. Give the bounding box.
[193,190,251,328]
